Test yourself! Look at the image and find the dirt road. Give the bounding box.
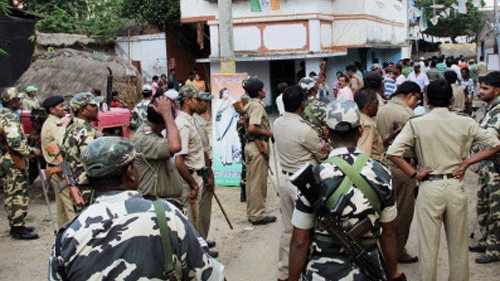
[0,170,498,280]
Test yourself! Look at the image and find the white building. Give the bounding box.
[181,0,410,105]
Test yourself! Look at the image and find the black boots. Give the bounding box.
[10,226,39,240]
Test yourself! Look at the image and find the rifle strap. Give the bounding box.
[153,200,176,279]
[325,154,381,214]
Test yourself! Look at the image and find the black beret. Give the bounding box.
[42,95,65,111]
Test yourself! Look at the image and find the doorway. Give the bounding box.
[270,60,296,113]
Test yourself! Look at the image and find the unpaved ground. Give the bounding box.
[0,170,498,280]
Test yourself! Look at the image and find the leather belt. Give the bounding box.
[47,163,59,168]
[188,169,204,177]
[281,170,294,176]
[422,173,455,181]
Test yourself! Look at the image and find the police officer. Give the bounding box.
[23,85,40,110]
[0,87,41,240]
[244,77,276,225]
[130,84,154,130]
[193,91,217,253]
[387,79,500,281]
[469,71,500,264]
[174,85,207,234]
[63,92,101,186]
[41,95,74,227]
[48,137,225,280]
[273,85,328,281]
[132,95,183,202]
[355,88,385,162]
[300,76,328,144]
[375,81,422,263]
[289,99,403,281]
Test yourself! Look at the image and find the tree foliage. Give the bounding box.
[22,0,127,39]
[415,0,486,40]
[119,0,180,28]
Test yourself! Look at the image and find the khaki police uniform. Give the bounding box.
[358,113,385,163]
[132,124,183,200]
[387,107,500,281]
[376,98,417,258]
[175,110,205,230]
[273,112,327,280]
[244,99,271,222]
[194,112,213,240]
[41,114,75,227]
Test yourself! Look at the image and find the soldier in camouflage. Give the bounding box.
[130,84,153,130]
[48,137,225,280]
[63,92,101,187]
[469,72,500,264]
[289,99,404,281]
[299,77,330,147]
[0,87,41,240]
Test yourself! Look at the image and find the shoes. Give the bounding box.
[21,226,35,232]
[251,216,277,226]
[469,244,486,253]
[206,240,216,248]
[475,254,500,264]
[10,226,39,240]
[208,250,219,258]
[397,254,418,264]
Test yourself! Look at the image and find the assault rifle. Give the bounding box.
[45,142,85,211]
[290,163,389,281]
[0,128,26,170]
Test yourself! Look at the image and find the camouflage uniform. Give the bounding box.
[49,137,225,280]
[476,96,500,259]
[0,88,37,228]
[291,100,397,280]
[300,77,330,145]
[62,93,101,186]
[129,99,150,130]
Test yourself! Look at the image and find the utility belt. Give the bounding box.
[244,133,269,143]
[314,234,378,250]
[188,167,209,179]
[421,173,455,181]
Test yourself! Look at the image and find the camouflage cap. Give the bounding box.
[178,85,203,101]
[299,77,315,92]
[1,87,23,104]
[81,137,136,177]
[326,99,361,132]
[70,92,98,113]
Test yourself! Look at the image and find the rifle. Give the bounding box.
[45,142,86,211]
[0,128,26,170]
[289,163,387,281]
[45,166,63,180]
[255,139,274,176]
[36,158,58,234]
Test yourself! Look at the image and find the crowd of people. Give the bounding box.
[0,54,498,280]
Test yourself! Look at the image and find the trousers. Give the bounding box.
[277,171,297,280]
[49,173,76,228]
[4,168,29,228]
[244,141,268,222]
[416,178,469,281]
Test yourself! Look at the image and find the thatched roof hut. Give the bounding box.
[17,48,142,109]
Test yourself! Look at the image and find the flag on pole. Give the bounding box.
[419,9,428,32]
[457,0,467,14]
[251,0,280,12]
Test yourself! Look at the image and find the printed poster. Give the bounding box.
[211,73,247,186]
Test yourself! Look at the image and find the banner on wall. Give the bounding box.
[211,73,248,186]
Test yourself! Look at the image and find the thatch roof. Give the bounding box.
[17,48,142,109]
[36,32,98,47]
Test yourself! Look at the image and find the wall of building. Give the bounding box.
[115,33,168,81]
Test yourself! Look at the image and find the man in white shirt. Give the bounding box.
[275,82,288,116]
[407,63,429,94]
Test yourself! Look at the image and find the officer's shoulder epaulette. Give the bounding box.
[408,115,423,120]
[455,112,470,117]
